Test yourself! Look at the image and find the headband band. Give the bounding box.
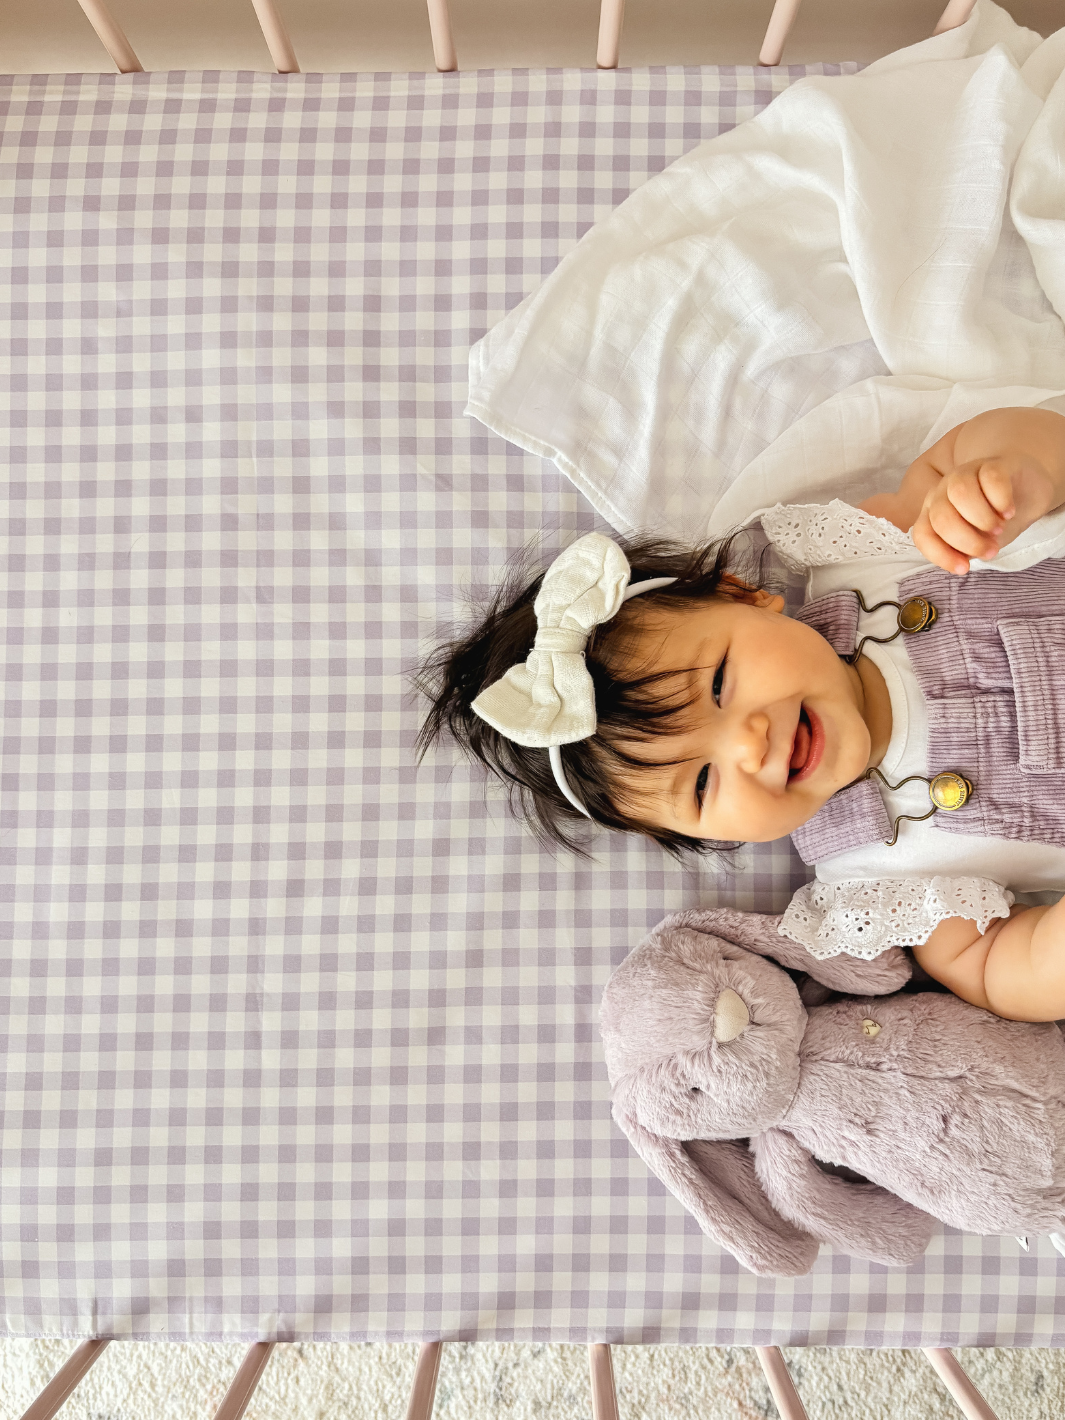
[471,533,677,820]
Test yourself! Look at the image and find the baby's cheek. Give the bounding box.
[743,799,810,844]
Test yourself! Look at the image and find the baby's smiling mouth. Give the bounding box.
[788,707,811,777]
[788,705,823,782]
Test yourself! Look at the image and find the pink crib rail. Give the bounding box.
[18,1339,1002,1419]
[70,0,977,75]
[17,1341,110,1420]
[17,1340,279,1420]
[72,0,455,73]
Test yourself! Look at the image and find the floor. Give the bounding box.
[0,0,1061,74]
[3,1339,1065,1420]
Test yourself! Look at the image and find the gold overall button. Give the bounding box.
[929,772,973,811]
[898,596,937,634]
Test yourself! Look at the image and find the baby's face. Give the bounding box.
[611,591,879,843]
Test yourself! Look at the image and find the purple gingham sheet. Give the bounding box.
[1,65,1063,1345]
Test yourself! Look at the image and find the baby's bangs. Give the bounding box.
[559,722,738,862]
[551,660,729,854]
[593,663,702,743]
[569,668,704,819]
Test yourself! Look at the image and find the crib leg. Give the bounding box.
[758,0,802,66]
[426,0,458,72]
[211,1342,276,1420]
[19,1339,110,1420]
[249,0,301,72]
[596,0,625,70]
[73,0,143,72]
[406,1342,444,1420]
[923,1349,1000,1420]
[755,1347,809,1420]
[588,1344,620,1420]
[933,0,977,34]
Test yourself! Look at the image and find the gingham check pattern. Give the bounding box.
[1,66,1062,1345]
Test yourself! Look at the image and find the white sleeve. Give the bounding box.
[760,499,915,569]
[779,877,1015,961]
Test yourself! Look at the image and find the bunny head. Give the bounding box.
[600,913,818,1276]
[602,918,805,1142]
[600,909,927,1277]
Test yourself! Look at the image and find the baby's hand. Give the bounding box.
[862,410,1065,573]
[910,453,1056,576]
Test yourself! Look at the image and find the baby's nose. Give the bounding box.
[730,711,770,772]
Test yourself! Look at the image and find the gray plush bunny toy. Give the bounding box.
[600,907,1065,1277]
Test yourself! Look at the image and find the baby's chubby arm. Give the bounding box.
[860,406,1065,575]
[914,900,1065,1022]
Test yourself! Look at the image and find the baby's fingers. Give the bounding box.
[911,510,973,576]
[974,459,1017,521]
[925,493,1000,563]
[946,462,1010,533]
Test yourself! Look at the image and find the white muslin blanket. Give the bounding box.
[466,1,1065,542]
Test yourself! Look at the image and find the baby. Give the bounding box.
[419,405,1065,1024]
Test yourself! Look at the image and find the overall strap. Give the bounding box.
[790,576,998,864]
[792,590,860,656]
[790,590,882,865]
[790,777,891,866]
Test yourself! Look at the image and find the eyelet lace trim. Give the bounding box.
[761,499,915,569]
[780,877,1015,961]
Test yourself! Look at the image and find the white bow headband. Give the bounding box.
[471,533,677,819]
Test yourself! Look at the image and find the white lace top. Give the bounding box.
[759,500,1065,960]
[781,877,1014,961]
[762,499,915,569]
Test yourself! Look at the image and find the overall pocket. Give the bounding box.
[999,617,1065,773]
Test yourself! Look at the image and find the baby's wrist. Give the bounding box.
[858,491,912,533]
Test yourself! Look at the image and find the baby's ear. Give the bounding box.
[752,590,786,613]
[718,575,784,613]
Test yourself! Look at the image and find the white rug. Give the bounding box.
[1,1340,1062,1419]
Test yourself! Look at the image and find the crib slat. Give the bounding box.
[19,1339,110,1420]
[405,1342,443,1420]
[212,1342,276,1420]
[588,1343,620,1420]
[249,0,300,73]
[933,0,978,35]
[758,0,803,67]
[74,0,143,72]
[755,1347,810,1420]
[595,0,624,70]
[425,0,458,73]
[923,1349,1000,1420]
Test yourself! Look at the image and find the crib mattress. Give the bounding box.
[1,65,1062,1344]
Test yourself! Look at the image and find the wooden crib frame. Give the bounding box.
[18,1336,1003,1419]
[74,0,976,74]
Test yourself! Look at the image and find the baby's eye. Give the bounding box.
[712,655,727,704]
[695,763,710,809]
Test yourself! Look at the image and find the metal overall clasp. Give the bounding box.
[866,766,975,847]
[849,589,938,662]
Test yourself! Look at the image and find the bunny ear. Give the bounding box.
[670,907,911,996]
[753,1128,937,1268]
[613,1103,819,1277]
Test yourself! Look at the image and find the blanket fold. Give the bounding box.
[467,1,1065,542]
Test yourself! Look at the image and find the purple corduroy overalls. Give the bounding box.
[789,559,1065,866]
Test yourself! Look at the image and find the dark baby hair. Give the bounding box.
[416,531,764,858]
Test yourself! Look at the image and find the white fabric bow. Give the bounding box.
[472,533,632,748]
